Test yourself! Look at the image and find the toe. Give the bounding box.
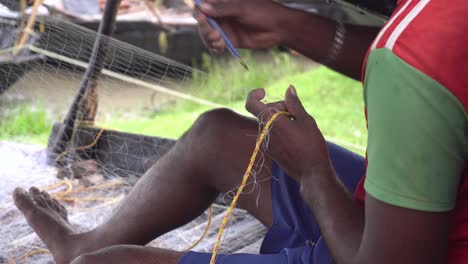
[41,191,51,199]
[48,198,60,211]
[41,191,57,209]
[13,188,36,213]
[29,187,42,199]
[56,202,69,220]
[30,187,48,208]
[51,199,67,219]
[29,186,41,193]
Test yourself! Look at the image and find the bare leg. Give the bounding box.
[13,109,274,264]
[70,245,182,264]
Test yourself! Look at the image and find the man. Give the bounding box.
[12,0,467,263]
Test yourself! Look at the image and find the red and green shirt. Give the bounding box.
[353,0,468,262]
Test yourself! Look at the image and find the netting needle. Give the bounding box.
[194,0,249,70]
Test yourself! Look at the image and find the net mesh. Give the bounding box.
[0,1,267,263]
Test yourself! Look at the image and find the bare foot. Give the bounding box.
[13,187,77,264]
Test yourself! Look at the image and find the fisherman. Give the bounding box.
[13,0,467,263]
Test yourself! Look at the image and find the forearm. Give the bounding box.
[300,167,365,264]
[278,8,380,80]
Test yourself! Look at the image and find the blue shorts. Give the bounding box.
[179,142,366,264]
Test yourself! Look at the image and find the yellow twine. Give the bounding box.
[210,111,291,264]
[41,180,125,204]
[184,206,213,252]
[17,248,50,262]
[53,180,73,197]
[40,179,72,192]
[73,181,124,193]
[54,128,105,163]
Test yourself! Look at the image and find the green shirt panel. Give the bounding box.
[364,49,468,212]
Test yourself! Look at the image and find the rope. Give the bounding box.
[210,111,291,264]
[54,127,104,163]
[17,248,49,261]
[184,206,213,252]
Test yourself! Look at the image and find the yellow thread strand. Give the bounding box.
[210,111,291,264]
[17,248,50,262]
[39,180,69,192]
[53,180,73,197]
[73,181,124,193]
[184,206,213,252]
[54,128,104,163]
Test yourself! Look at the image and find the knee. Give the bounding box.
[189,108,239,140]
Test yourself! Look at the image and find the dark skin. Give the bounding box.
[12,1,451,263]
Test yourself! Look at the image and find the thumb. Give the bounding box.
[200,2,243,18]
[284,85,307,120]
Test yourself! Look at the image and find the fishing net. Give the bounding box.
[0,1,270,263]
[0,142,267,263]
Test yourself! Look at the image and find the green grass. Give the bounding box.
[102,106,211,139]
[266,67,366,148]
[0,103,53,145]
[190,51,303,104]
[104,60,367,153]
[1,52,367,154]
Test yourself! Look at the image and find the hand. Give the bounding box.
[193,0,290,54]
[99,0,132,12]
[245,86,333,181]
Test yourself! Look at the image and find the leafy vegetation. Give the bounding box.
[0,103,52,144]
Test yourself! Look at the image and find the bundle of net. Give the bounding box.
[0,1,269,263]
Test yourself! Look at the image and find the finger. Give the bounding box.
[284,85,307,120]
[211,38,226,50]
[245,88,267,117]
[193,8,203,21]
[120,1,131,8]
[265,101,286,112]
[199,27,224,51]
[201,29,225,51]
[263,101,292,125]
[209,47,223,55]
[199,21,214,36]
[200,2,243,18]
[206,0,231,4]
[206,29,222,43]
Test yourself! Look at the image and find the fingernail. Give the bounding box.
[289,85,297,96]
[200,3,213,10]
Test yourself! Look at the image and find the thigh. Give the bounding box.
[71,245,182,264]
[192,109,275,227]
